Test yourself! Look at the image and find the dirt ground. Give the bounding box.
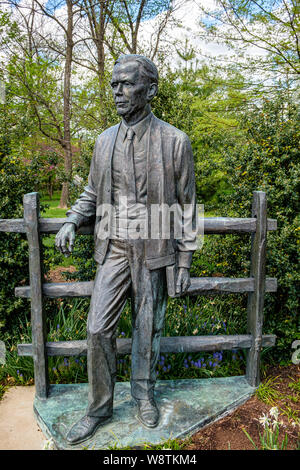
[46,265,77,283]
[184,364,300,450]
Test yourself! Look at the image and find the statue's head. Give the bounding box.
[111,54,158,122]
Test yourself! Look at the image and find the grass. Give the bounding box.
[105,435,191,451]
[40,191,69,219]
[255,376,282,405]
[255,374,300,426]
[0,383,8,400]
[1,293,250,387]
[40,191,75,268]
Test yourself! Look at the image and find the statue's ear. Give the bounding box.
[147,83,158,102]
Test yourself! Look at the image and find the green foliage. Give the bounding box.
[219,94,300,362]
[1,295,247,386]
[151,68,195,136]
[190,66,250,207]
[152,65,251,207]
[0,152,38,333]
[255,376,281,405]
[30,148,60,199]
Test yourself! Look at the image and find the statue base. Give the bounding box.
[34,376,255,450]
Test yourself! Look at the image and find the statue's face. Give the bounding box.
[110,61,153,120]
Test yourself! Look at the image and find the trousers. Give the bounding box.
[86,238,168,417]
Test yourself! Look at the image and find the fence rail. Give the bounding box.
[15,277,277,298]
[0,216,277,234]
[0,190,277,399]
[18,334,276,357]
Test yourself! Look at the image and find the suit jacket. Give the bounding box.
[66,113,197,270]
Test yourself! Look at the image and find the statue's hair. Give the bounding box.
[114,54,158,85]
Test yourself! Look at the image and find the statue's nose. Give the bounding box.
[115,83,123,94]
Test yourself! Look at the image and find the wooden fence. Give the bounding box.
[0,191,277,399]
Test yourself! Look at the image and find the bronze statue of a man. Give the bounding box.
[55,54,197,444]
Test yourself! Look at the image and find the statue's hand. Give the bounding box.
[175,267,191,295]
[55,223,76,257]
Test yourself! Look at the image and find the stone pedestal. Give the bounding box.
[34,376,255,450]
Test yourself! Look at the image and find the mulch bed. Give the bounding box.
[46,265,77,283]
[184,364,299,450]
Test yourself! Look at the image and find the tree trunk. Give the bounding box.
[97,1,106,127]
[59,0,73,209]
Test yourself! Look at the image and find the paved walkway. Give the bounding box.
[0,386,47,450]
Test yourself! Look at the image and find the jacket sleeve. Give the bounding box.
[174,134,198,269]
[65,138,99,229]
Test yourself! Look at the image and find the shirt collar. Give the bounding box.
[121,112,152,142]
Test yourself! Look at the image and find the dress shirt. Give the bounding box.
[111,112,152,239]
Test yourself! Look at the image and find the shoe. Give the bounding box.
[66,415,112,445]
[136,399,159,428]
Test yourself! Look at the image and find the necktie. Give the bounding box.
[125,127,136,203]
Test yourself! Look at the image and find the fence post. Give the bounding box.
[246,191,267,387]
[23,192,49,399]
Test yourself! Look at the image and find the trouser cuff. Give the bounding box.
[131,380,155,401]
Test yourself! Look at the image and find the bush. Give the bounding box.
[0,154,38,333]
[217,95,300,363]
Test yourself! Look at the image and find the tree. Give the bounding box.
[22,0,80,208]
[1,0,185,207]
[1,1,87,207]
[102,0,181,59]
[197,0,300,86]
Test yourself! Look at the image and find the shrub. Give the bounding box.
[0,154,38,333]
[217,95,300,362]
